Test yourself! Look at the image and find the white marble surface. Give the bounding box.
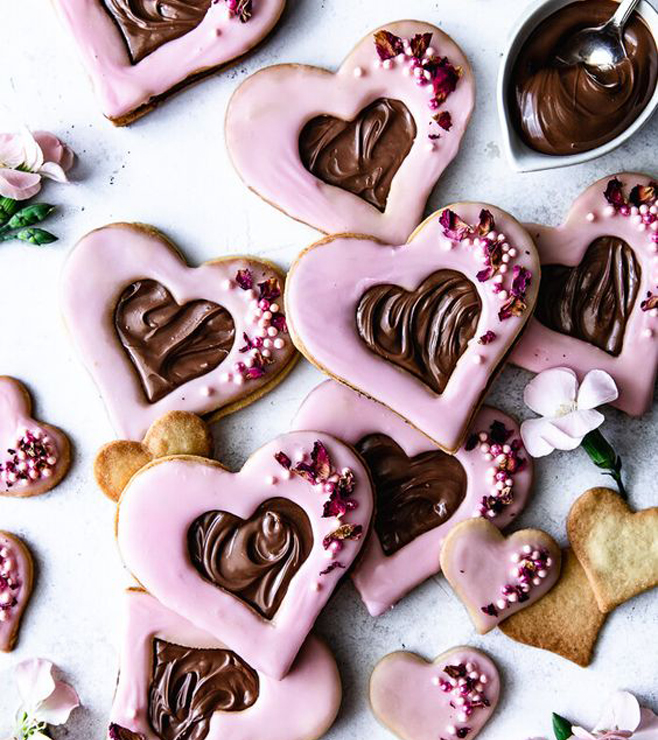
[0,0,656,738]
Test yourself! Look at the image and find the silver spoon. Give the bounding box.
[555,0,642,73]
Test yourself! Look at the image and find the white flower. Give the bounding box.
[520,368,618,458]
[570,691,658,739]
[14,658,79,727]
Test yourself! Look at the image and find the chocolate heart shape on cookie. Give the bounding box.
[52,0,286,124]
[292,381,533,616]
[109,590,341,740]
[512,173,658,416]
[227,20,475,244]
[440,519,561,634]
[370,647,500,740]
[286,204,540,452]
[0,532,34,652]
[61,224,297,440]
[117,431,374,678]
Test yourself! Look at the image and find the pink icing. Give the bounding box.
[109,590,341,740]
[0,532,32,652]
[440,519,561,634]
[291,380,534,616]
[59,224,296,441]
[226,20,475,244]
[285,204,541,453]
[0,377,68,497]
[511,172,658,416]
[116,431,374,679]
[51,0,286,121]
[370,647,500,740]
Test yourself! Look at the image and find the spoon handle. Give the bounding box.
[610,0,643,32]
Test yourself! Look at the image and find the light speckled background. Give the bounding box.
[0,1,656,738]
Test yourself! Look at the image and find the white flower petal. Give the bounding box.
[34,678,80,725]
[0,133,25,168]
[571,727,597,739]
[39,161,69,183]
[15,659,56,709]
[521,408,604,457]
[520,418,559,457]
[524,367,578,417]
[592,691,642,732]
[18,127,43,172]
[577,370,619,411]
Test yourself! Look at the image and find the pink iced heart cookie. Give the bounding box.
[440,519,561,634]
[226,20,475,244]
[285,204,540,453]
[0,532,34,652]
[292,380,533,616]
[51,0,286,125]
[370,647,500,740]
[512,173,658,416]
[0,377,71,498]
[60,223,297,441]
[116,431,374,679]
[108,589,341,740]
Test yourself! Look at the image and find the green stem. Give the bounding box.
[552,713,573,740]
[581,428,627,499]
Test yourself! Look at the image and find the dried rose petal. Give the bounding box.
[629,181,658,207]
[511,265,532,297]
[258,278,281,303]
[109,725,144,740]
[320,561,345,576]
[239,332,263,353]
[271,313,288,333]
[604,178,626,209]
[465,433,479,451]
[498,295,527,321]
[429,57,461,104]
[475,209,495,237]
[489,420,512,444]
[234,0,252,22]
[641,291,658,311]
[439,209,472,241]
[443,664,467,679]
[435,111,453,131]
[323,523,363,549]
[235,268,253,290]
[481,603,498,617]
[410,32,433,59]
[274,451,292,470]
[478,331,497,345]
[374,30,405,60]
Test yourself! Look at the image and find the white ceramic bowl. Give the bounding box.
[498,0,658,172]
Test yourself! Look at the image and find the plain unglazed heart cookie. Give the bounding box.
[60,223,297,441]
[51,0,286,125]
[291,380,533,616]
[0,377,71,498]
[116,430,374,679]
[370,647,500,740]
[568,487,658,614]
[440,519,561,634]
[226,20,475,244]
[107,589,341,740]
[285,204,540,453]
[511,173,658,416]
[0,532,34,652]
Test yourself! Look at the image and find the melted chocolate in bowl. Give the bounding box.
[510,0,658,156]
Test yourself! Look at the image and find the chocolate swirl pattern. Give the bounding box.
[535,237,641,356]
[299,98,417,212]
[187,498,313,620]
[356,270,481,394]
[148,638,259,740]
[114,279,235,404]
[102,0,212,64]
[357,433,467,556]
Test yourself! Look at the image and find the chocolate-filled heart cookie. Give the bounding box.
[512,173,658,416]
[285,204,540,453]
[60,223,297,440]
[108,590,341,740]
[226,20,475,244]
[51,0,286,125]
[292,381,533,616]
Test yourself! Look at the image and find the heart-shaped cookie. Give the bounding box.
[440,519,561,634]
[0,532,34,652]
[116,431,374,679]
[51,0,286,124]
[226,20,475,244]
[61,223,297,441]
[370,647,500,740]
[285,204,541,452]
[292,380,533,616]
[568,487,658,614]
[108,589,341,740]
[0,377,71,498]
[511,173,658,416]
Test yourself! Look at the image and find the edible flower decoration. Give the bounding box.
[0,129,74,245]
[603,177,658,246]
[520,368,626,498]
[225,0,252,22]
[437,660,491,739]
[6,658,79,740]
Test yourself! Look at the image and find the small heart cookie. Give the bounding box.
[61,223,297,440]
[370,647,500,740]
[226,20,475,244]
[0,377,71,498]
[291,380,533,616]
[52,0,286,125]
[285,204,540,452]
[108,589,341,740]
[0,532,34,652]
[500,549,607,667]
[511,173,658,416]
[568,487,658,613]
[440,519,561,634]
[116,431,374,678]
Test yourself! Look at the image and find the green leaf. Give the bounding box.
[15,227,58,246]
[552,712,573,740]
[581,429,627,499]
[0,196,20,224]
[7,203,55,229]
